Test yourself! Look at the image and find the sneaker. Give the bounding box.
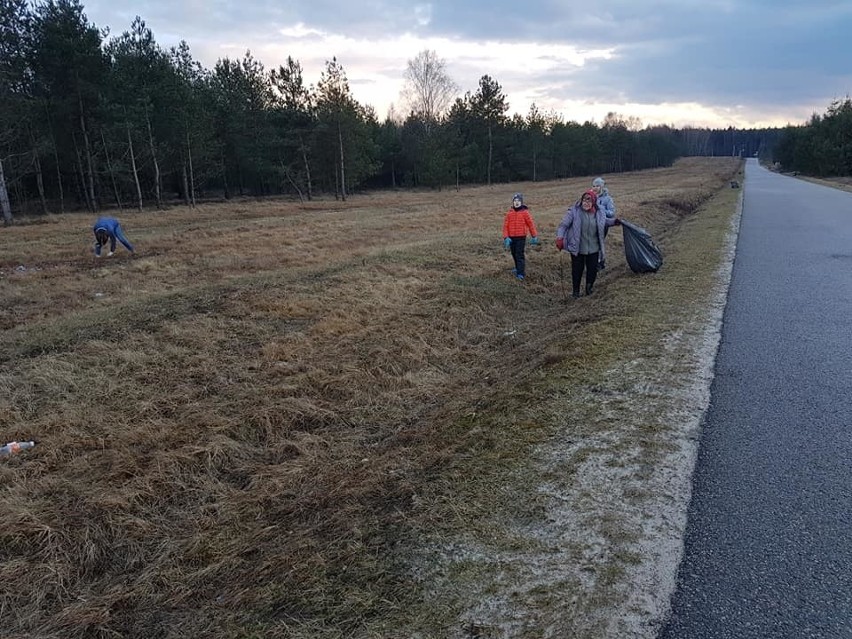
[516,274,525,281]
[585,285,594,296]
[571,291,580,298]
[511,268,517,275]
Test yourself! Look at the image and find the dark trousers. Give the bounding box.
[510,236,527,275]
[571,252,599,294]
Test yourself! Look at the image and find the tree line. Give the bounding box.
[773,97,852,176]
[0,0,784,224]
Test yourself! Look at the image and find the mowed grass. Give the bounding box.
[0,157,742,639]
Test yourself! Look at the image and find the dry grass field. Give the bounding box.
[0,157,742,639]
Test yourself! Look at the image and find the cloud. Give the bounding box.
[279,24,327,39]
[414,4,432,27]
[80,0,852,128]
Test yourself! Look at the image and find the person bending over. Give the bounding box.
[93,216,134,257]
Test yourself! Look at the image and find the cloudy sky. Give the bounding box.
[81,0,852,129]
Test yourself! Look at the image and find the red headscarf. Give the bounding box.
[581,189,598,209]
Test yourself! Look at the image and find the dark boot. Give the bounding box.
[585,284,594,296]
[572,290,581,299]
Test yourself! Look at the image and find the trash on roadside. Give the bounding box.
[1,441,37,457]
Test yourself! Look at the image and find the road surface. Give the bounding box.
[660,159,852,639]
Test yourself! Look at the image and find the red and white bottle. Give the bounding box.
[0,441,36,457]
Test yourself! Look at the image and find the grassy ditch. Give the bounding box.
[395,169,744,639]
[0,157,741,638]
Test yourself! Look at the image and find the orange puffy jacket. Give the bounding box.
[503,206,538,239]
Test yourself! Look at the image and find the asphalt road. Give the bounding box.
[659,159,852,639]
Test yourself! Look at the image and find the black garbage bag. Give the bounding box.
[621,220,663,273]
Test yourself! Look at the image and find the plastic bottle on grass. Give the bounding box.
[1,441,36,457]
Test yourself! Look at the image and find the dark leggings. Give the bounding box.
[571,252,599,294]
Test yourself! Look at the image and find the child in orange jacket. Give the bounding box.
[502,192,539,280]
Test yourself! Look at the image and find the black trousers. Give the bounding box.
[509,236,527,275]
[571,252,599,294]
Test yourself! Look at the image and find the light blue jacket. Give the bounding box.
[93,217,134,255]
[597,188,616,219]
[557,204,617,259]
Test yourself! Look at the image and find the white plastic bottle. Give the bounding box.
[0,441,36,457]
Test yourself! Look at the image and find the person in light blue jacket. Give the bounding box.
[92,217,134,257]
[555,189,620,298]
[592,177,616,269]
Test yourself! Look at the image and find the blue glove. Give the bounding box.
[530,236,539,245]
[503,238,512,249]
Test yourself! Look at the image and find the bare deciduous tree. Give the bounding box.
[401,50,458,126]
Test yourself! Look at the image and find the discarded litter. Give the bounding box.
[1,441,36,457]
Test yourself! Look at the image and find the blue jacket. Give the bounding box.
[557,204,617,259]
[597,189,616,219]
[93,217,134,255]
